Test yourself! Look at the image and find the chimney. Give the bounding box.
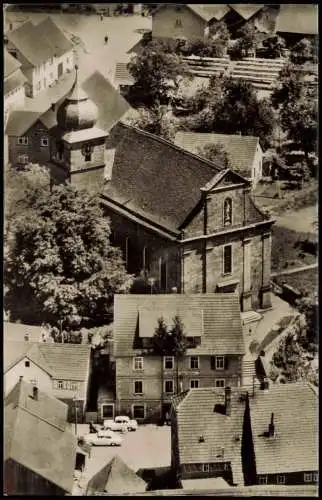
[33,386,38,400]
[268,412,275,437]
[225,386,231,416]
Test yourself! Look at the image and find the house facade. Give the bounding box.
[170,382,318,487]
[4,50,26,113]
[112,294,245,423]
[5,18,74,98]
[152,4,209,41]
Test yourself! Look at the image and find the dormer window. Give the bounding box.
[223,197,232,226]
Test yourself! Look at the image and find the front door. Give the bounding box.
[101,404,114,419]
[58,62,63,78]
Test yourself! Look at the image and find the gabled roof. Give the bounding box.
[4,67,27,95]
[185,5,231,22]
[249,382,318,474]
[5,379,77,493]
[105,123,222,234]
[4,322,49,343]
[38,343,91,381]
[174,132,261,178]
[4,341,54,376]
[82,70,133,131]
[86,455,147,495]
[6,20,53,67]
[35,17,73,58]
[228,4,264,21]
[113,294,244,357]
[5,109,44,136]
[275,4,318,36]
[4,49,22,78]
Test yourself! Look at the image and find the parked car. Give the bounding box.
[83,431,123,447]
[104,415,138,432]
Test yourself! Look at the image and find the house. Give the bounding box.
[5,17,74,97]
[4,379,77,495]
[86,455,147,495]
[48,69,274,311]
[4,49,27,113]
[111,293,245,423]
[170,381,318,487]
[4,342,92,421]
[275,4,318,47]
[223,5,265,38]
[174,132,263,187]
[4,321,54,343]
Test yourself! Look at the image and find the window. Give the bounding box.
[36,81,41,91]
[134,380,143,394]
[133,356,144,371]
[82,143,93,162]
[54,380,79,390]
[164,356,174,370]
[215,356,225,370]
[190,356,199,370]
[132,404,145,419]
[24,334,29,342]
[57,380,63,389]
[313,472,318,482]
[304,473,312,483]
[223,197,232,226]
[41,137,48,147]
[202,464,210,472]
[190,380,199,389]
[25,360,30,367]
[17,136,28,145]
[258,475,267,485]
[215,379,225,388]
[223,245,232,275]
[277,475,285,484]
[175,19,182,27]
[164,380,174,394]
[18,154,29,165]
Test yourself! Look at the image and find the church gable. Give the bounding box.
[201,168,251,193]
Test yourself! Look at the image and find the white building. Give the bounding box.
[4,49,27,113]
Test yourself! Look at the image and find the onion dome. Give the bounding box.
[57,65,98,131]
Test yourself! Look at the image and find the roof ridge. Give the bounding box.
[118,122,224,173]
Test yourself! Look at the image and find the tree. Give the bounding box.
[295,295,318,348]
[126,40,189,108]
[262,35,286,59]
[233,24,257,59]
[5,183,132,331]
[126,104,180,141]
[197,142,231,169]
[152,317,172,416]
[290,38,314,66]
[270,64,305,109]
[170,315,189,394]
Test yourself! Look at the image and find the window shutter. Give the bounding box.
[224,357,229,370]
[210,356,216,370]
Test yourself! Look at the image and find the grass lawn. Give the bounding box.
[271,225,317,272]
[273,268,318,297]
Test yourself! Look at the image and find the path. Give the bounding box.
[271,262,318,278]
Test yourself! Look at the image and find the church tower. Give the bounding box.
[50,65,109,190]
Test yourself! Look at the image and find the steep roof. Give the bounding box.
[86,455,147,495]
[4,379,77,493]
[174,132,260,178]
[4,322,48,343]
[228,4,264,21]
[4,67,27,95]
[6,20,53,67]
[5,110,43,136]
[186,5,231,22]
[4,49,22,78]
[35,17,73,57]
[275,4,318,36]
[4,341,54,376]
[249,382,318,474]
[104,123,222,234]
[175,387,245,485]
[38,343,91,381]
[82,70,133,131]
[113,294,244,357]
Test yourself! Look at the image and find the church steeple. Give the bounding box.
[56,65,98,131]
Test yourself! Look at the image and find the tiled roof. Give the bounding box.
[175,387,245,485]
[114,62,134,86]
[4,379,77,493]
[6,20,53,67]
[275,4,318,35]
[5,110,43,136]
[4,49,22,78]
[187,5,231,22]
[82,70,133,131]
[139,303,203,338]
[86,455,147,495]
[104,123,222,233]
[4,68,27,95]
[249,382,318,474]
[113,294,244,357]
[4,341,54,376]
[35,17,73,58]
[174,132,260,178]
[4,322,46,343]
[38,343,91,381]
[229,4,264,21]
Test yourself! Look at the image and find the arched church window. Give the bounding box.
[223,197,232,226]
[82,143,94,162]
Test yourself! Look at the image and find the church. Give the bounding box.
[49,66,274,312]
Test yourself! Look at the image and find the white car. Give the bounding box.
[83,431,123,446]
[104,415,138,432]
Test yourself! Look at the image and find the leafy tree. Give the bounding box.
[153,316,171,414]
[270,64,305,109]
[197,142,231,169]
[262,35,286,58]
[295,295,318,348]
[210,20,230,47]
[5,183,132,331]
[170,315,189,394]
[290,38,314,66]
[233,24,257,58]
[126,104,180,141]
[126,40,189,108]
